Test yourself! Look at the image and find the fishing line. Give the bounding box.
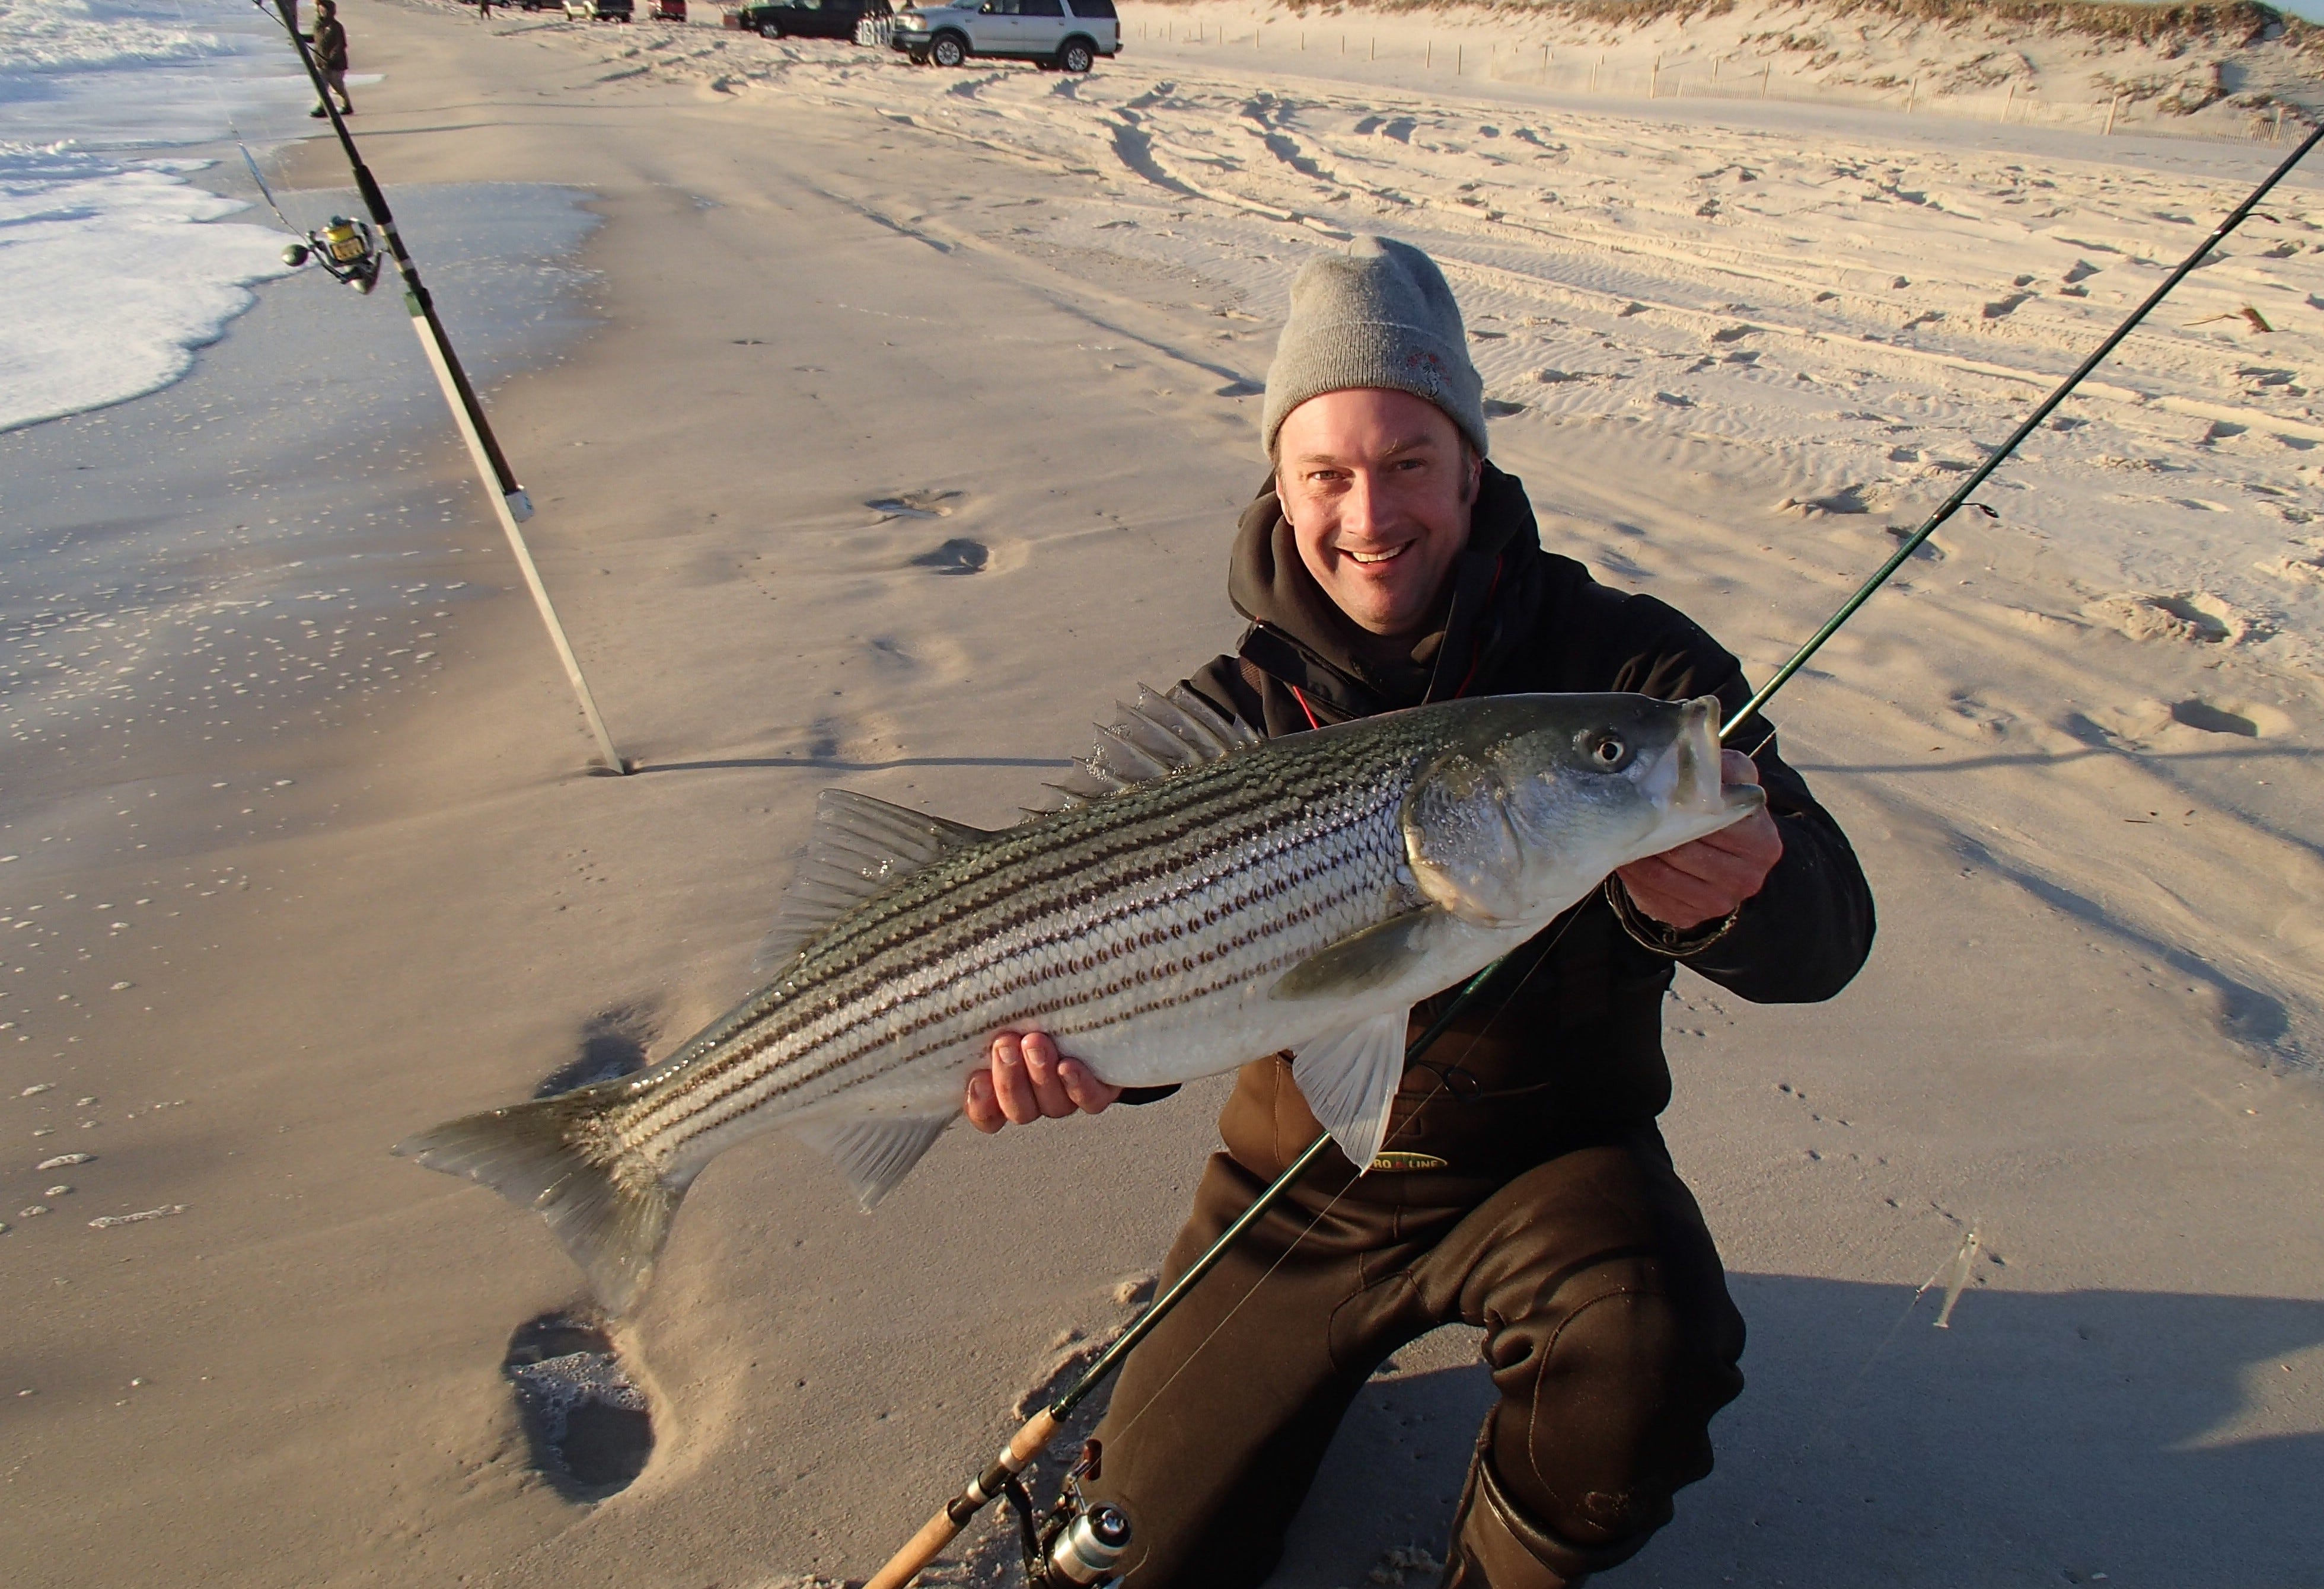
[1779,1223,1981,1494]
[236,144,297,229]
[161,0,299,229]
[1722,115,2324,744]
[1105,907,1583,1450]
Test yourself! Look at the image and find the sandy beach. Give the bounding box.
[5,1,2324,1583]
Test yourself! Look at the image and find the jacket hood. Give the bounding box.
[1226,462,1542,718]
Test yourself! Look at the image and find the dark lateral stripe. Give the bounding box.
[805,757,1370,972]
[652,771,1393,1074]
[618,770,1411,1153]
[636,859,1371,1152]
[626,812,1392,1150]
[763,799,1372,1067]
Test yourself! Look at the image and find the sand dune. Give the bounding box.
[2,0,2320,1583]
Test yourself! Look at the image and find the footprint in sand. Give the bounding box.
[2171,698,2262,737]
[2084,592,2240,644]
[910,538,990,575]
[2086,694,2289,744]
[2178,696,2292,737]
[534,1006,656,1099]
[503,1312,653,1500]
[867,489,960,521]
[1773,486,1874,518]
[2262,550,2324,583]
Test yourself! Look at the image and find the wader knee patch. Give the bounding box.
[1450,1438,1644,1587]
[1503,1281,1698,1549]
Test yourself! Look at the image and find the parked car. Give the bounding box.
[733,0,885,39]
[564,0,633,18]
[891,0,1116,72]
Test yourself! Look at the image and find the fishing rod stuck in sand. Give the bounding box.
[260,0,627,774]
[860,115,2324,1589]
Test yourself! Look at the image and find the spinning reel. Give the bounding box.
[999,1440,1133,1589]
[281,216,382,293]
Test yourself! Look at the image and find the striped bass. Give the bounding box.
[398,688,1759,1311]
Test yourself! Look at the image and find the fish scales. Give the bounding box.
[616,729,1433,1169]
[397,690,1758,1312]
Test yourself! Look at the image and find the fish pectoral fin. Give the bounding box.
[1269,907,1456,1001]
[1292,1009,1409,1172]
[794,1113,955,1211]
[755,791,994,975]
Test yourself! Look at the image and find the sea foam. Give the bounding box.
[1,0,320,431]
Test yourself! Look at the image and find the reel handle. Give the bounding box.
[864,1409,1061,1589]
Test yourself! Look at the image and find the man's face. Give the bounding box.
[1274,388,1480,639]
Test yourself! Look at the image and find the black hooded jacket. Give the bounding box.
[1170,463,1876,1178]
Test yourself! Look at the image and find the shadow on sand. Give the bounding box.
[1266,1274,2324,1588]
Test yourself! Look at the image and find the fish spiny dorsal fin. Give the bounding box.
[753,790,993,976]
[1140,683,1260,758]
[1026,685,1260,818]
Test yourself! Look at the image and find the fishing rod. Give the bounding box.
[865,124,2324,1589]
[863,965,1501,1589]
[257,0,627,774]
[1724,114,2324,742]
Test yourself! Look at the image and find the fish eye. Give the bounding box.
[1580,731,1630,770]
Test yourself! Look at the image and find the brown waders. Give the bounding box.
[1089,1060,1746,1588]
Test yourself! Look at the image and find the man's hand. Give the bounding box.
[964,1030,1122,1133]
[1614,749,1783,930]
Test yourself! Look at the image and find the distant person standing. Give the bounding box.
[478,0,494,18]
[309,0,354,119]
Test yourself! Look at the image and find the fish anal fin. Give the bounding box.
[1270,907,1454,1001]
[1291,1010,1408,1171]
[754,791,993,975]
[794,1113,954,1210]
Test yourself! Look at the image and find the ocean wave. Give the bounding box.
[0,142,291,430]
[0,0,315,431]
[0,0,224,77]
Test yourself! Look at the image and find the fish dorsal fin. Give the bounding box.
[1290,1009,1409,1171]
[754,791,992,975]
[793,1112,954,1210]
[1031,684,1261,815]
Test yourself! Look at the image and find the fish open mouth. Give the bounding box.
[1636,697,1750,819]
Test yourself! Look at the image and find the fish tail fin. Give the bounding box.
[394,1079,681,1315]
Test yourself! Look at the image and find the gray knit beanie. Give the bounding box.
[1261,235,1487,459]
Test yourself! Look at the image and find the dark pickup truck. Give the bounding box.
[729,0,887,37]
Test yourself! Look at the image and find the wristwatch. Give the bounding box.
[1604,875,1740,958]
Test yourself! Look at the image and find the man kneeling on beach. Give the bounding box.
[965,237,1876,1588]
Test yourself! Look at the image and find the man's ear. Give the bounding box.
[1461,441,1483,506]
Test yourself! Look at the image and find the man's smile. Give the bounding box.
[1345,544,1410,566]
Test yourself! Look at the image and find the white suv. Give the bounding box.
[891,0,1117,72]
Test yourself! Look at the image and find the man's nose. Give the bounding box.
[1342,468,1386,538]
